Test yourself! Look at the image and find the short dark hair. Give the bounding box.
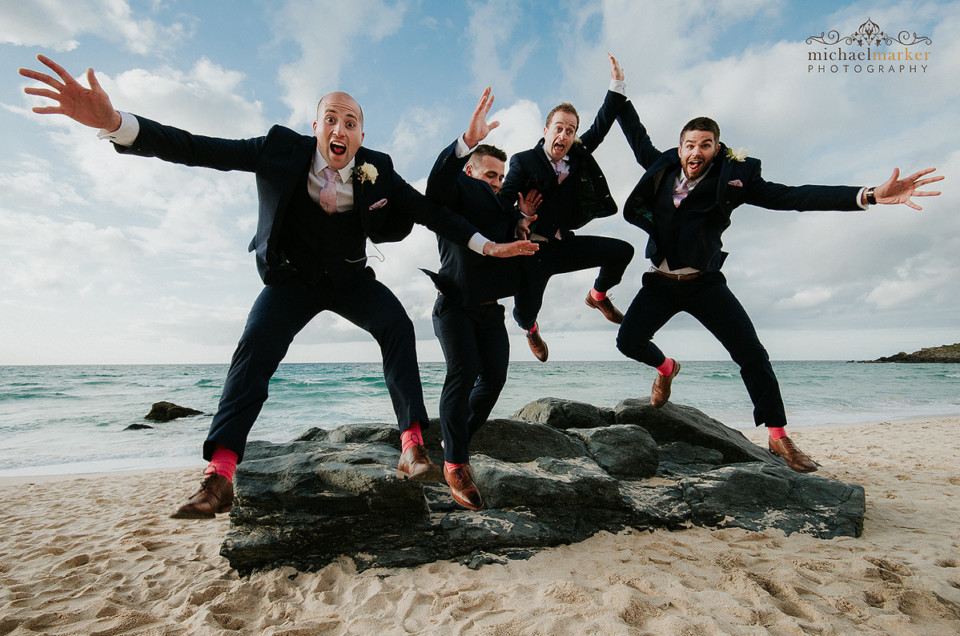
[680,117,720,144]
[469,144,507,163]
[545,102,579,129]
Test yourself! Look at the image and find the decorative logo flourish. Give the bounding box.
[806,17,932,47]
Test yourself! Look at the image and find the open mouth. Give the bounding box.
[687,159,703,172]
[330,141,347,156]
[553,143,565,156]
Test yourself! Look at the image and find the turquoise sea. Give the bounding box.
[2,361,958,476]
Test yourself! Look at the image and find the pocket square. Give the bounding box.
[369,198,388,210]
[727,179,743,187]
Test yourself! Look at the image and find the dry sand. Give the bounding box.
[2,416,959,635]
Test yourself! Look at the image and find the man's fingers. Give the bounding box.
[86,68,103,92]
[19,68,62,90]
[24,87,61,101]
[32,106,65,115]
[488,120,500,131]
[37,54,76,85]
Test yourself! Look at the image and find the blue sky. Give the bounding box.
[1,0,957,364]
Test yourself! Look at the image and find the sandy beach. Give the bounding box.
[2,416,959,635]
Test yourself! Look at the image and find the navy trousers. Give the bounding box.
[432,298,510,464]
[204,274,428,462]
[616,271,788,428]
[513,234,634,330]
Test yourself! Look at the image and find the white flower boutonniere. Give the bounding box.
[726,147,748,162]
[353,163,378,185]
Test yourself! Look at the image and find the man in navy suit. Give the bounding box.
[424,88,540,510]
[498,54,635,361]
[615,104,942,472]
[20,55,537,517]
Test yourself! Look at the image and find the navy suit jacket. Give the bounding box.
[114,116,476,283]
[617,103,863,271]
[498,90,626,237]
[424,140,523,306]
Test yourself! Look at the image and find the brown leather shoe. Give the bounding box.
[396,444,443,482]
[650,360,680,408]
[526,326,548,362]
[768,435,818,473]
[170,471,234,519]
[584,293,623,324]
[443,463,484,511]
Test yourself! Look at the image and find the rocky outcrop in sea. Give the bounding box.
[866,343,960,363]
[220,398,866,576]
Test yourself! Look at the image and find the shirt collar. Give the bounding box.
[313,147,355,182]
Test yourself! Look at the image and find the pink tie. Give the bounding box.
[553,160,568,184]
[673,178,690,207]
[319,167,339,214]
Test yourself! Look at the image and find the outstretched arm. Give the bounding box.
[577,53,629,152]
[19,54,121,132]
[866,167,943,210]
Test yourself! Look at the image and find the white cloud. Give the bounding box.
[0,0,186,54]
[384,106,452,172]
[272,0,407,127]
[465,0,537,99]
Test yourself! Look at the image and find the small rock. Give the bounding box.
[144,401,204,422]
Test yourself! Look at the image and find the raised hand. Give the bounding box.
[18,54,121,131]
[463,86,500,149]
[518,189,542,217]
[607,52,624,81]
[872,167,943,210]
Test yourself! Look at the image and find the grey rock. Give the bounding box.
[679,463,866,538]
[144,401,204,422]
[567,425,658,478]
[124,423,153,431]
[513,397,615,429]
[220,399,867,576]
[614,399,777,466]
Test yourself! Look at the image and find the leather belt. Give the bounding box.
[650,268,704,281]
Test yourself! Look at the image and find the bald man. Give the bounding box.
[20,55,536,518]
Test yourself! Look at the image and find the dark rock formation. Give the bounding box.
[123,423,153,431]
[144,401,204,422]
[866,342,960,363]
[221,398,866,576]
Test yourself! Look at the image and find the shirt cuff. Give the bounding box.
[856,186,869,210]
[468,232,491,255]
[609,79,627,95]
[97,111,139,146]
[455,134,477,159]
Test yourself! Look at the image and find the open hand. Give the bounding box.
[873,167,943,210]
[463,86,500,149]
[484,239,539,258]
[19,54,121,131]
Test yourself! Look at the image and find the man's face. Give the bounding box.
[542,111,578,162]
[678,130,718,180]
[464,154,506,194]
[313,92,364,170]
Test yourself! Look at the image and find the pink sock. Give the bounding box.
[768,427,787,440]
[526,323,539,335]
[205,445,238,482]
[400,423,423,453]
[590,288,607,301]
[444,461,464,472]
[656,357,675,376]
